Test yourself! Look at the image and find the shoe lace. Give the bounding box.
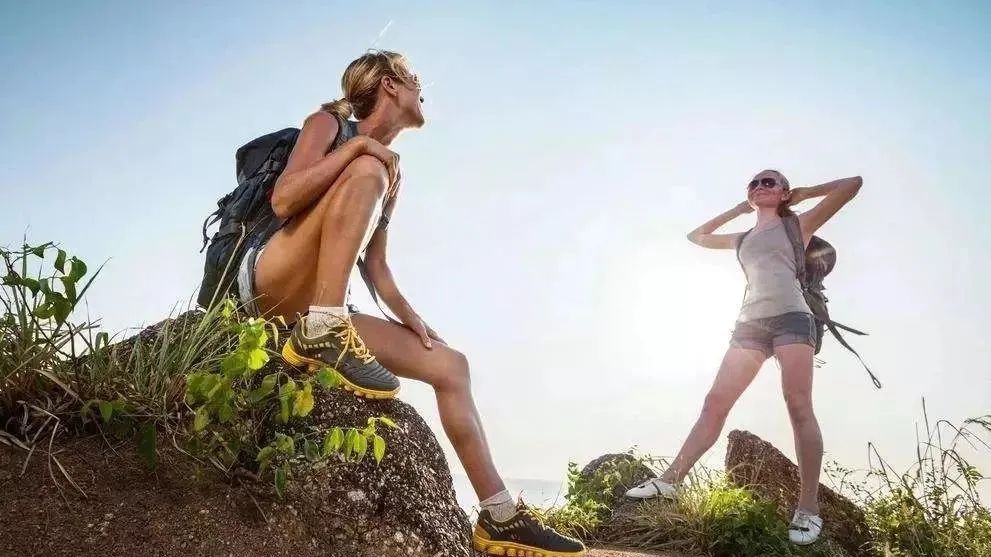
[332,317,376,365]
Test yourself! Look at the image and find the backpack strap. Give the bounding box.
[355,256,401,325]
[735,229,754,307]
[781,214,808,288]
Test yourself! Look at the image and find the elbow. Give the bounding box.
[686,232,699,245]
[269,181,293,219]
[848,175,863,196]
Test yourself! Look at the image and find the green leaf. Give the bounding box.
[279,392,291,423]
[137,423,157,469]
[67,256,87,282]
[377,416,399,429]
[30,245,46,258]
[256,446,275,463]
[95,331,110,351]
[354,434,368,461]
[59,276,77,303]
[316,368,340,389]
[245,347,269,370]
[19,277,40,297]
[38,277,52,295]
[343,429,357,460]
[33,301,55,320]
[52,296,72,324]
[193,407,211,432]
[373,434,386,464]
[217,401,234,423]
[275,433,295,455]
[304,440,320,462]
[221,351,247,377]
[247,373,278,404]
[98,400,114,423]
[275,463,288,498]
[1,271,21,286]
[292,383,314,417]
[54,249,67,273]
[323,427,344,457]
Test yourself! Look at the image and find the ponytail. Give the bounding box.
[321,98,353,120]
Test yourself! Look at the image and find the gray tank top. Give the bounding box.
[737,220,811,322]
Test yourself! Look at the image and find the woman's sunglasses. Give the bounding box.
[747,177,783,190]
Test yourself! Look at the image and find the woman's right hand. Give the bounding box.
[355,136,400,187]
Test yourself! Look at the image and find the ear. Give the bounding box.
[782,189,793,201]
[380,75,400,97]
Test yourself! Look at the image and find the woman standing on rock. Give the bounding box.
[239,50,584,557]
[624,170,863,546]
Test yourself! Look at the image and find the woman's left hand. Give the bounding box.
[398,309,444,349]
[787,187,809,206]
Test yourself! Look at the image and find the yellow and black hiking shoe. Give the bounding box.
[473,502,586,557]
[281,315,400,399]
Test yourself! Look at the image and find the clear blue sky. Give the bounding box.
[3,1,990,484]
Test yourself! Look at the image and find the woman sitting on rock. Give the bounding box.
[243,50,584,557]
[625,170,863,546]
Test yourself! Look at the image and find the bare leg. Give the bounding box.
[254,155,387,317]
[350,312,506,500]
[661,348,766,483]
[777,343,821,514]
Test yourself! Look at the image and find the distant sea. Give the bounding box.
[453,475,567,517]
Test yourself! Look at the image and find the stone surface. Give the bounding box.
[0,312,472,557]
[725,429,871,556]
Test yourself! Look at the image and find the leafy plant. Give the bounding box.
[183,299,399,496]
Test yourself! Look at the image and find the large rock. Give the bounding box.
[0,314,473,557]
[725,429,871,556]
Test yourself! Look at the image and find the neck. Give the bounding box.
[755,207,782,227]
[356,109,405,146]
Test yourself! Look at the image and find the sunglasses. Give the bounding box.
[747,177,783,190]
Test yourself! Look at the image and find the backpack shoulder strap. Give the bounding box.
[781,214,808,288]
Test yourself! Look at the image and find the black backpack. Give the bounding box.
[197,124,395,320]
[736,215,880,388]
[197,127,300,310]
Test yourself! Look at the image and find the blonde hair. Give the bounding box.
[760,169,795,217]
[321,50,416,121]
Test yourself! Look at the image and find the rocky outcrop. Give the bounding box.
[725,429,871,556]
[0,314,473,557]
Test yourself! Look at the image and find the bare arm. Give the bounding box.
[687,201,752,249]
[364,185,443,346]
[792,176,863,240]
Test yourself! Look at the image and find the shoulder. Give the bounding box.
[302,110,341,135]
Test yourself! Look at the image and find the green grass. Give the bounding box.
[543,405,990,557]
[1,239,392,499]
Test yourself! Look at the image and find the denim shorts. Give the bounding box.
[730,312,818,358]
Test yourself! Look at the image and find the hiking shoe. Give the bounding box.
[473,502,586,557]
[789,510,824,545]
[281,315,400,399]
[625,477,680,500]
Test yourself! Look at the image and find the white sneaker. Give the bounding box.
[624,478,679,500]
[789,510,824,545]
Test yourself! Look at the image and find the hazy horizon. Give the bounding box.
[2,1,989,494]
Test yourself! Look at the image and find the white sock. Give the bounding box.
[306,306,349,336]
[480,489,516,522]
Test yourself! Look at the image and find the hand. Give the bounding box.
[735,200,755,214]
[787,187,809,206]
[355,136,400,189]
[398,309,444,349]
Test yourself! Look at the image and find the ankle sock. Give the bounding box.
[480,489,516,522]
[306,305,349,336]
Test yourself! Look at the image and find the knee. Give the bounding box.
[700,392,732,422]
[784,389,814,420]
[434,349,471,393]
[343,155,388,185]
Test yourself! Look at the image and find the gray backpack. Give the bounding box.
[736,215,880,388]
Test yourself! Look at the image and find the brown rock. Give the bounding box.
[725,429,872,556]
[0,312,473,557]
